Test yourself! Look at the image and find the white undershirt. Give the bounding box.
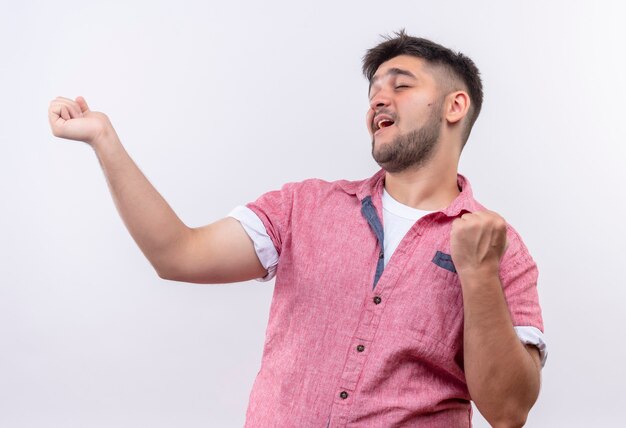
[381,187,432,267]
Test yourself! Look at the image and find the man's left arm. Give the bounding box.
[451,211,542,428]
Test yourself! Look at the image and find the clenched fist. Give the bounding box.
[48,96,113,148]
[450,210,508,278]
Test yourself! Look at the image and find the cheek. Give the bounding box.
[399,102,433,128]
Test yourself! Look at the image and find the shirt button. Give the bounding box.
[356,344,365,352]
[379,251,384,259]
[373,296,382,305]
[340,391,348,399]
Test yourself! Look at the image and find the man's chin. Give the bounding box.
[371,138,393,157]
[372,133,393,146]
[371,152,397,172]
[372,149,426,174]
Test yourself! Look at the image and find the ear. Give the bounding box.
[445,91,470,125]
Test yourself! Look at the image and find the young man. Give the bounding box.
[49,31,546,427]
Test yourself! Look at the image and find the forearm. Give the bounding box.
[92,128,191,277]
[461,271,540,427]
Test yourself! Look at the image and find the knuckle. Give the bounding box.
[495,218,507,229]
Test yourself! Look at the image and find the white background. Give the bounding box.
[1,0,625,426]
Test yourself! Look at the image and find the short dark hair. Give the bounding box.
[362,30,483,146]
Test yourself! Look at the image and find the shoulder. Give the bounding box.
[278,175,374,199]
[502,222,536,270]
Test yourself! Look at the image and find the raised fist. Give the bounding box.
[48,96,112,147]
[450,210,509,278]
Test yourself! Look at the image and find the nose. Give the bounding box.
[369,88,391,111]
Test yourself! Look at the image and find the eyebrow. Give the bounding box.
[369,68,417,91]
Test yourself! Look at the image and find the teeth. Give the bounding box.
[377,119,392,129]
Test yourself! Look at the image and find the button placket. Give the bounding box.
[331,190,401,423]
[339,339,373,390]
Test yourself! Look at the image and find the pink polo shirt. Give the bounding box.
[241,169,544,427]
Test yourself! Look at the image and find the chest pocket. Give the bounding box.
[432,250,457,273]
[405,251,465,351]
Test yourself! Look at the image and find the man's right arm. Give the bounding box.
[48,96,267,284]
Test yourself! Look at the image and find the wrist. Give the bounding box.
[457,263,500,287]
[91,123,120,155]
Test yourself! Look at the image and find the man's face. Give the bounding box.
[366,55,445,173]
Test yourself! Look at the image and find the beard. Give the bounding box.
[371,103,442,173]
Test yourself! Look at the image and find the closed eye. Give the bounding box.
[395,85,410,89]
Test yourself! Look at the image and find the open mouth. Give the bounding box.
[378,119,394,128]
[374,118,395,134]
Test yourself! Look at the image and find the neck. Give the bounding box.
[384,155,460,211]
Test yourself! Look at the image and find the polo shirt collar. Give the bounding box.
[440,174,482,217]
[340,168,482,217]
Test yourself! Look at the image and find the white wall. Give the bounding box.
[1,0,624,426]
